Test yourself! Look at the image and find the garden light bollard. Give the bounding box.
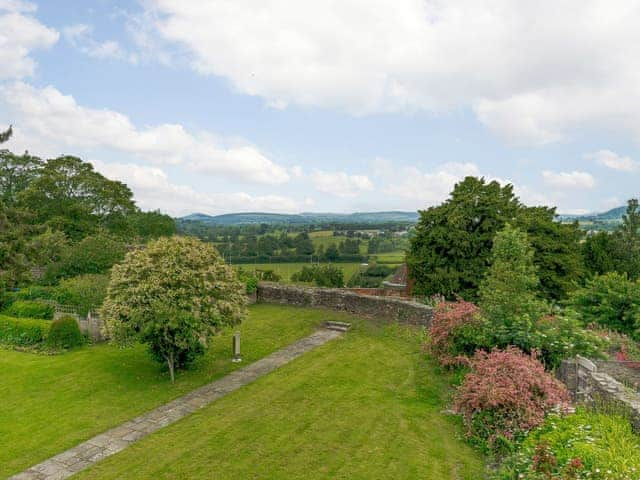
[232,332,242,362]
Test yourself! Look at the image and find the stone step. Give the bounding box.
[324,321,351,332]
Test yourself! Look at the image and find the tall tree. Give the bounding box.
[409,176,585,300]
[479,224,547,331]
[19,156,136,239]
[514,207,584,300]
[0,150,43,206]
[408,176,521,299]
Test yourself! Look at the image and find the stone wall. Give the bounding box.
[256,283,433,326]
[557,356,640,431]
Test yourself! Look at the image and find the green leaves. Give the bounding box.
[101,236,248,381]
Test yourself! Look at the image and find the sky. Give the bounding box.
[1,0,640,217]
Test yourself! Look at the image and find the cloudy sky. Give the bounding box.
[1,0,640,216]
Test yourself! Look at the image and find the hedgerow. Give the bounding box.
[0,315,50,346]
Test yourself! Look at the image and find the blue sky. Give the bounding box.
[1,0,639,216]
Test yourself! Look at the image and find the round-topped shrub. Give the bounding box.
[46,316,84,349]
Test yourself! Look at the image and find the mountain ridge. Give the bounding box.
[179,211,420,225]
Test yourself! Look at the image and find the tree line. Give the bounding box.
[0,144,175,289]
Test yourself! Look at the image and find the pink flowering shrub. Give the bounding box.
[454,347,570,451]
[426,299,485,367]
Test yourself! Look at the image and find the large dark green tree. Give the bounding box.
[408,176,584,300]
[407,177,521,300]
[514,207,584,300]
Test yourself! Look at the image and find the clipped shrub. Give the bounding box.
[46,316,84,349]
[454,347,569,452]
[494,410,640,479]
[0,315,50,346]
[566,272,640,339]
[426,299,485,367]
[4,300,54,319]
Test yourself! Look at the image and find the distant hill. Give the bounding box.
[180,211,420,226]
[557,206,626,224]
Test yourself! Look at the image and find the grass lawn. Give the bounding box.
[237,262,365,283]
[0,304,353,478]
[77,318,484,479]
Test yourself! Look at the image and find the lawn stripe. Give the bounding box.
[9,328,343,480]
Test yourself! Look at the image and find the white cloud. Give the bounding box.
[91,160,299,216]
[0,5,58,79]
[63,23,134,62]
[0,0,35,12]
[542,170,596,189]
[310,170,373,197]
[384,162,480,206]
[586,149,640,172]
[0,82,290,185]
[139,0,640,144]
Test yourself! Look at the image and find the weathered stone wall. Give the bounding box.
[557,356,640,432]
[256,283,433,326]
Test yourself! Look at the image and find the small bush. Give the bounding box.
[426,300,485,367]
[494,410,640,479]
[454,347,569,452]
[46,316,84,349]
[4,300,54,319]
[236,268,259,294]
[0,315,50,345]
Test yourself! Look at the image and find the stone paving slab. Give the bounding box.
[9,328,343,480]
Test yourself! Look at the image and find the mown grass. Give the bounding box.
[0,304,351,478]
[77,318,484,479]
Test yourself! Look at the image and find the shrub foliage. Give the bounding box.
[0,315,50,346]
[102,236,247,382]
[4,300,54,319]
[454,347,569,451]
[46,315,84,349]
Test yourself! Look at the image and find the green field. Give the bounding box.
[77,313,483,479]
[235,262,366,283]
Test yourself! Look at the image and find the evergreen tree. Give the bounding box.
[479,224,548,329]
[408,176,521,299]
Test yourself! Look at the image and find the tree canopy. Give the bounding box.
[101,236,247,381]
[408,176,584,300]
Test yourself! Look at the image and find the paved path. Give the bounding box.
[10,328,343,480]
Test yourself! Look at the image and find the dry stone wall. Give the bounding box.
[256,283,433,326]
[557,356,640,431]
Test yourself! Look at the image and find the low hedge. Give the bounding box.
[4,300,55,320]
[0,315,50,346]
[46,316,84,349]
